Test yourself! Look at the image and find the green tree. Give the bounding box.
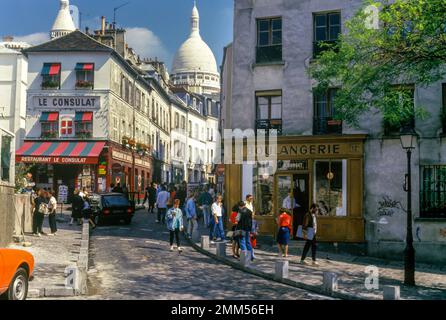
[309,0,446,128]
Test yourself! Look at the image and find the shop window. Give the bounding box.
[253,165,274,216]
[313,88,342,135]
[256,17,282,63]
[314,160,347,216]
[313,12,341,58]
[420,165,446,219]
[41,63,61,90]
[1,134,12,182]
[256,91,282,135]
[75,63,94,89]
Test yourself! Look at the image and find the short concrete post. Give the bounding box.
[216,242,226,257]
[201,236,210,250]
[240,250,251,267]
[323,272,338,295]
[383,286,400,300]
[274,260,289,280]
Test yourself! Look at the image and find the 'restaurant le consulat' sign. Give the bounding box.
[33,96,100,109]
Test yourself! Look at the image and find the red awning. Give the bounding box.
[42,63,61,76]
[16,141,106,164]
[40,112,59,122]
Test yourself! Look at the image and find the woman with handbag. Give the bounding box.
[276,208,292,258]
[166,199,184,252]
[229,204,241,259]
[47,190,58,236]
[300,204,319,266]
[32,189,48,237]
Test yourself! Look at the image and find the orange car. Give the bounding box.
[0,249,34,300]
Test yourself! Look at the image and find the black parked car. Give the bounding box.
[90,193,135,225]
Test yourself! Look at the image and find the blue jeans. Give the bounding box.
[202,205,210,227]
[239,231,253,257]
[210,216,225,240]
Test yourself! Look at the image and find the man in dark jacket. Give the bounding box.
[144,183,157,214]
[236,201,254,261]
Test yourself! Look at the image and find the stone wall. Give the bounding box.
[0,184,15,247]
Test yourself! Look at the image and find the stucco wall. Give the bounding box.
[0,185,15,247]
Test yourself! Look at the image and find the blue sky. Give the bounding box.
[0,0,233,70]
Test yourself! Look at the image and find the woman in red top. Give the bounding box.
[276,208,292,258]
[230,204,240,259]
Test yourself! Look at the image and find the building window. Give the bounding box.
[420,165,446,219]
[256,17,282,63]
[112,117,118,141]
[181,116,186,130]
[313,12,341,57]
[75,112,93,138]
[40,112,59,138]
[174,113,179,129]
[313,89,342,135]
[1,134,12,182]
[188,121,192,138]
[60,118,74,137]
[189,145,193,163]
[41,63,61,90]
[255,91,283,135]
[314,160,347,217]
[75,63,94,89]
[383,85,415,136]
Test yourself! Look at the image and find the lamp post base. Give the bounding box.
[404,245,416,286]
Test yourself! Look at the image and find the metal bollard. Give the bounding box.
[383,286,400,300]
[274,260,289,280]
[201,236,210,250]
[323,272,339,295]
[216,242,226,257]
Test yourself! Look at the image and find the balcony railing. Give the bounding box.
[313,40,338,58]
[313,117,343,135]
[256,45,283,64]
[256,119,283,135]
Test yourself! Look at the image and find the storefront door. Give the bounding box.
[293,173,309,239]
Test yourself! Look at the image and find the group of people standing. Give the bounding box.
[32,189,58,237]
[70,188,96,229]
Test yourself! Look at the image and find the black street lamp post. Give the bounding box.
[400,126,417,286]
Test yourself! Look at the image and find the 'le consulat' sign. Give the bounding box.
[33,96,100,109]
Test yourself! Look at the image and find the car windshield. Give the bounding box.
[102,195,130,207]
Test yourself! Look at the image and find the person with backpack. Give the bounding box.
[236,201,253,261]
[47,190,58,236]
[33,189,49,237]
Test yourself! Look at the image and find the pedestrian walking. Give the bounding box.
[276,208,292,258]
[198,187,213,228]
[144,182,157,214]
[32,189,48,237]
[230,204,241,259]
[211,195,225,242]
[236,201,253,261]
[47,190,58,236]
[251,213,259,259]
[300,204,319,266]
[166,199,184,252]
[70,189,84,226]
[156,185,170,223]
[185,193,197,239]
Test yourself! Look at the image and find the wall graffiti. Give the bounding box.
[377,196,405,217]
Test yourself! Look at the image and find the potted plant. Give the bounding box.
[41,80,59,89]
[76,80,94,89]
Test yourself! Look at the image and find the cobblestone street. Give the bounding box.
[83,210,331,300]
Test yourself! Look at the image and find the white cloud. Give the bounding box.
[125,27,171,65]
[12,32,50,45]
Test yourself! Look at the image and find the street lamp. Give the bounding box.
[400,126,417,286]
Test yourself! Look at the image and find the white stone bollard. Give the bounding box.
[274,260,289,280]
[201,236,210,250]
[323,272,339,295]
[383,286,400,300]
[216,242,226,257]
[240,250,251,267]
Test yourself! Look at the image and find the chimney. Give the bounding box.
[2,35,13,42]
[101,16,106,35]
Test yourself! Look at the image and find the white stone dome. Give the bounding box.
[51,0,76,39]
[171,3,218,75]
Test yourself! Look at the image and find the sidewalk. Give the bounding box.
[8,207,83,298]
[189,223,446,300]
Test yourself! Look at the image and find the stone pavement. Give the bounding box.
[191,223,446,300]
[8,208,83,297]
[78,210,332,300]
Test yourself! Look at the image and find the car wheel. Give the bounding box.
[8,268,28,301]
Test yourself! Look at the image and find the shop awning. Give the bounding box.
[75,63,94,71]
[40,112,59,122]
[75,112,93,122]
[41,63,61,76]
[16,141,106,164]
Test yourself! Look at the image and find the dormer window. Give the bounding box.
[41,63,61,90]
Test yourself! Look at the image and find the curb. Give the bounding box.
[185,236,368,300]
